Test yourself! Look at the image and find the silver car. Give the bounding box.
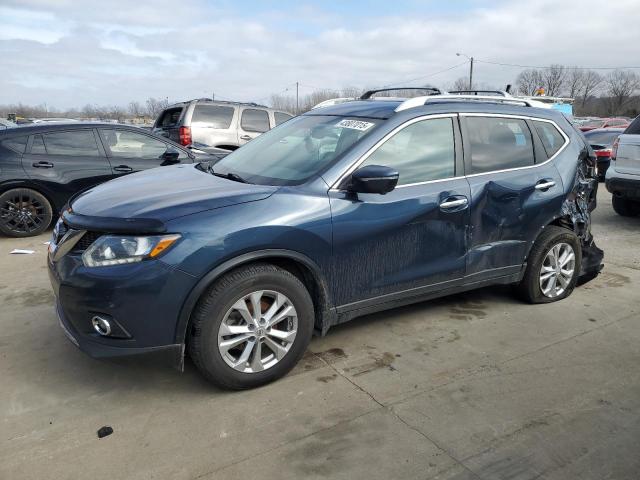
[605,115,640,216]
[153,99,293,151]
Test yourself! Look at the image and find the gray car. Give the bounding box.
[153,99,293,151]
[605,115,640,216]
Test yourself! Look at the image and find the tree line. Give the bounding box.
[0,97,169,123]
[3,67,640,121]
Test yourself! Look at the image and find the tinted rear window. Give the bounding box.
[43,130,100,156]
[466,117,535,174]
[583,129,623,146]
[191,105,234,129]
[156,108,183,128]
[533,120,566,157]
[241,109,270,133]
[1,136,28,154]
[275,112,293,126]
[625,116,640,135]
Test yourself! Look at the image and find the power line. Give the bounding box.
[381,60,470,88]
[475,59,640,70]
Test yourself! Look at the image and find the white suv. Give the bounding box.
[153,99,293,151]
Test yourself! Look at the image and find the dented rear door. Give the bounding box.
[461,114,565,282]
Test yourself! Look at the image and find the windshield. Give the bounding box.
[212,115,381,185]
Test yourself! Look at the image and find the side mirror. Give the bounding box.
[348,165,399,195]
[160,150,180,165]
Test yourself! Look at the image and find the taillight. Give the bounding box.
[611,137,619,161]
[594,149,612,157]
[179,126,192,146]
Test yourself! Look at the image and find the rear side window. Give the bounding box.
[1,136,28,154]
[466,117,535,174]
[43,130,100,157]
[533,120,566,158]
[191,105,234,129]
[156,108,183,128]
[275,112,293,126]
[362,117,455,186]
[241,109,270,133]
[31,135,46,154]
[625,116,640,135]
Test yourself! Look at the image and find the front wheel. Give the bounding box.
[188,263,314,389]
[517,226,582,304]
[0,188,53,237]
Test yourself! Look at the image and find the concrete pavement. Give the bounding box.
[1,187,638,479]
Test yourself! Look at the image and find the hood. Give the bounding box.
[70,164,277,222]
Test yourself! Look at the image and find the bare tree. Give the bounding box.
[605,70,640,114]
[580,70,603,107]
[145,97,169,119]
[516,69,544,96]
[565,69,585,98]
[128,101,144,117]
[451,77,470,91]
[541,64,566,97]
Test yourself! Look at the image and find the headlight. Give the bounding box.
[82,234,181,267]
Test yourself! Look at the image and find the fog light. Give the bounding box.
[92,316,112,336]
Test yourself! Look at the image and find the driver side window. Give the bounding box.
[361,117,455,186]
[102,129,184,160]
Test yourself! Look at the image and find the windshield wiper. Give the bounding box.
[208,166,248,184]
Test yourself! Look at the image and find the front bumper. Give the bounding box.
[48,251,197,367]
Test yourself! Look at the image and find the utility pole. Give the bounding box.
[212,91,215,101]
[296,82,299,115]
[456,53,474,90]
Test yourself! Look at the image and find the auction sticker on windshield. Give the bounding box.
[335,119,375,131]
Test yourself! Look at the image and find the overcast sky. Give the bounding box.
[2,0,639,109]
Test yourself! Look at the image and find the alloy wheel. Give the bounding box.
[0,192,47,235]
[539,242,576,298]
[217,290,298,373]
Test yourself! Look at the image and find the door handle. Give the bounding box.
[240,135,252,141]
[440,197,468,209]
[114,165,133,173]
[32,161,54,168]
[534,180,556,191]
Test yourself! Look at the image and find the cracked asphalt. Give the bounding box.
[1,187,639,479]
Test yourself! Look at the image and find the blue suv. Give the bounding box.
[48,91,602,389]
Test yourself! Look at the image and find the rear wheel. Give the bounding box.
[188,263,314,389]
[612,195,640,217]
[0,188,53,237]
[517,226,581,304]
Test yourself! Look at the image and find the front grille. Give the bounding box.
[71,231,102,253]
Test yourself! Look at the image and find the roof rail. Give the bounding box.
[448,90,509,97]
[180,98,268,108]
[395,94,537,112]
[360,87,443,100]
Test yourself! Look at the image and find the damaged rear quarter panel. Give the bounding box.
[554,125,604,282]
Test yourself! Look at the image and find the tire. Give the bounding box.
[517,226,582,304]
[188,263,314,390]
[612,195,640,217]
[0,188,53,237]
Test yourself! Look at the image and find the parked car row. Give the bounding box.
[574,116,630,132]
[46,91,603,389]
